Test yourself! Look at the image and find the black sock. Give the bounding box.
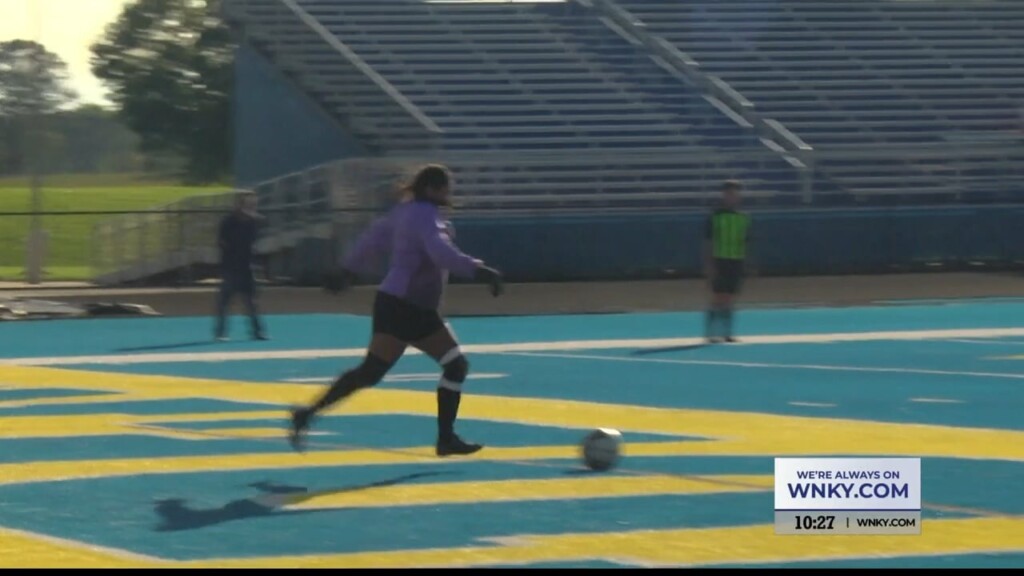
[437,387,461,442]
[706,309,717,338]
[309,369,366,415]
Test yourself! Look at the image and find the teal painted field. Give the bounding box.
[0,300,1022,567]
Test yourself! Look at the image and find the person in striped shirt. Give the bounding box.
[703,180,751,343]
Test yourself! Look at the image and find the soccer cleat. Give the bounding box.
[288,407,311,452]
[436,435,483,457]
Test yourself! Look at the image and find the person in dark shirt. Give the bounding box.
[214,191,267,341]
[703,180,751,343]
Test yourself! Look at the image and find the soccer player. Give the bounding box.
[703,180,751,343]
[289,164,504,457]
[214,191,267,341]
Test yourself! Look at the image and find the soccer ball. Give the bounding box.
[581,428,623,472]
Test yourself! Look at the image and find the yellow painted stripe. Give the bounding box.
[444,392,1024,462]
[5,517,1023,569]
[4,366,1024,465]
[0,444,690,486]
[0,527,162,568]
[0,394,136,410]
[0,366,305,405]
[0,415,133,438]
[0,449,419,486]
[0,412,284,439]
[278,474,774,510]
[183,517,1024,568]
[0,366,1019,479]
[5,357,1024,568]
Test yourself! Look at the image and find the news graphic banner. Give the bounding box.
[774,458,922,535]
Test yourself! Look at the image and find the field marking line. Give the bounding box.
[6,327,1024,366]
[494,350,1024,381]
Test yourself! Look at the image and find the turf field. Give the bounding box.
[0,300,1022,567]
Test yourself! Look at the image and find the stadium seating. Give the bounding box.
[225,0,1024,207]
[96,0,1024,284]
[615,0,1024,199]
[224,0,805,208]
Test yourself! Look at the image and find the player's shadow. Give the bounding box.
[115,340,224,353]
[630,344,707,356]
[153,471,454,532]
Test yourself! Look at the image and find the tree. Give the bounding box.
[0,40,77,175]
[90,0,234,184]
[39,106,146,175]
[0,40,77,117]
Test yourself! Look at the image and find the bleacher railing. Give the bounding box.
[584,0,816,178]
[91,192,239,285]
[84,139,1023,285]
[84,149,800,284]
[222,0,443,152]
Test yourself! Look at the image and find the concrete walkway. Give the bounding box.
[3,272,1023,317]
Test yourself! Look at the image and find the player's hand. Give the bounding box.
[323,268,357,294]
[475,265,504,298]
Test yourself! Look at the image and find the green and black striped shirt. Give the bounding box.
[705,208,751,261]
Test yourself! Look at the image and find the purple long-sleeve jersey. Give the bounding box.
[342,200,481,310]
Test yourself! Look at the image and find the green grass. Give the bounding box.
[0,266,91,282]
[0,180,228,281]
[0,172,229,188]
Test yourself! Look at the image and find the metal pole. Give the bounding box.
[25,1,45,284]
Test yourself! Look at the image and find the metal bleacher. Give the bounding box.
[223,0,806,209]
[614,0,1024,200]
[92,0,1024,285]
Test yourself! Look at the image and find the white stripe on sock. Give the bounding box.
[439,347,462,366]
[438,378,462,392]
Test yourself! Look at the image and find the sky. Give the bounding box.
[0,0,132,107]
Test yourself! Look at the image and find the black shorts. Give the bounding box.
[372,291,445,342]
[712,258,745,295]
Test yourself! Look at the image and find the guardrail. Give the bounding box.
[91,192,239,285]
[74,136,1023,286]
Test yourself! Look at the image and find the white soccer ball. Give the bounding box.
[581,428,623,472]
